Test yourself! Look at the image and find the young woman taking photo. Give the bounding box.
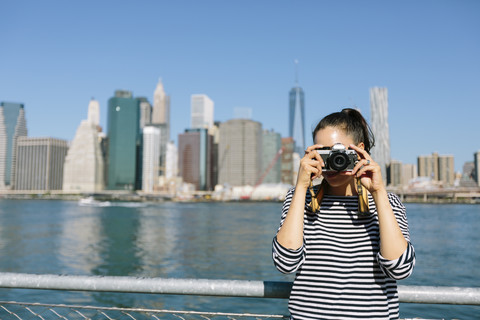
[273,108,415,320]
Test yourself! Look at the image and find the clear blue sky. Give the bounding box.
[1,0,479,172]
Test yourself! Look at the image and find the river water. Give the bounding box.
[0,199,478,319]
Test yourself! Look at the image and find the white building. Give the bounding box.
[152,79,171,180]
[87,99,100,125]
[63,99,105,192]
[142,126,161,193]
[191,94,214,129]
[370,87,391,181]
[165,141,178,180]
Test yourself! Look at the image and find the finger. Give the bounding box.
[313,160,325,176]
[310,150,324,168]
[300,159,322,172]
[304,148,324,167]
[310,167,321,179]
[355,165,370,178]
[352,159,372,175]
[349,144,371,160]
[305,144,325,153]
[300,164,321,180]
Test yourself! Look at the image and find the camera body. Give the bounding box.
[316,143,358,172]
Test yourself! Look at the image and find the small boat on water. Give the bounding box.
[78,197,148,208]
[78,196,111,207]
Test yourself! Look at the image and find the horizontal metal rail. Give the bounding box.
[0,272,479,305]
[0,301,289,319]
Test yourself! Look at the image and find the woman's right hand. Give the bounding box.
[296,144,325,190]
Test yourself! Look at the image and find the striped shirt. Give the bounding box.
[272,187,415,320]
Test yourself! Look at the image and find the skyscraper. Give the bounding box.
[152,80,171,181]
[165,141,178,180]
[262,129,282,184]
[370,87,391,181]
[402,164,418,187]
[107,90,141,190]
[218,119,262,187]
[178,128,215,191]
[387,160,403,187]
[417,152,455,187]
[87,98,100,125]
[138,97,152,130]
[191,94,214,129]
[15,137,68,190]
[0,102,27,189]
[63,99,105,192]
[474,151,480,187]
[281,137,295,185]
[289,62,305,155]
[438,154,455,186]
[164,141,179,194]
[142,126,161,193]
[152,79,170,128]
[418,153,438,180]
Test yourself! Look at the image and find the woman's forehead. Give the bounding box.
[314,126,354,144]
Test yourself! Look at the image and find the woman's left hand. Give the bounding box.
[348,144,385,194]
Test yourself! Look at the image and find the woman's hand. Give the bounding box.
[296,145,325,190]
[348,144,385,194]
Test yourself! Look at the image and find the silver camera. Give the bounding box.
[316,143,358,172]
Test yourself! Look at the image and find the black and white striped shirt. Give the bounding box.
[272,187,415,320]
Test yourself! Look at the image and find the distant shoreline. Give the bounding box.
[1,189,479,204]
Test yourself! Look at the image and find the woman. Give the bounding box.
[272,108,415,320]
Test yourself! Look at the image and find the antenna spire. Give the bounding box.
[294,59,299,86]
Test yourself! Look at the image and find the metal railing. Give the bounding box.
[0,301,289,320]
[0,272,478,319]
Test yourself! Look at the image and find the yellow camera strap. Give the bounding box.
[356,178,370,215]
[308,180,326,212]
[309,178,370,215]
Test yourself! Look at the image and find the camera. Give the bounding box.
[316,143,358,172]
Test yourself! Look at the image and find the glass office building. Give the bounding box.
[0,102,27,189]
[289,86,305,155]
[107,90,141,190]
[178,128,215,191]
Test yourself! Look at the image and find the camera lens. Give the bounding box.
[328,152,350,171]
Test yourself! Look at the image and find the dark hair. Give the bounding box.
[312,108,375,154]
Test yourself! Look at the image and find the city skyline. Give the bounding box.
[1,1,479,172]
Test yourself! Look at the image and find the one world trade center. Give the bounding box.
[289,61,305,155]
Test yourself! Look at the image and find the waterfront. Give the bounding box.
[0,200,478,319]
